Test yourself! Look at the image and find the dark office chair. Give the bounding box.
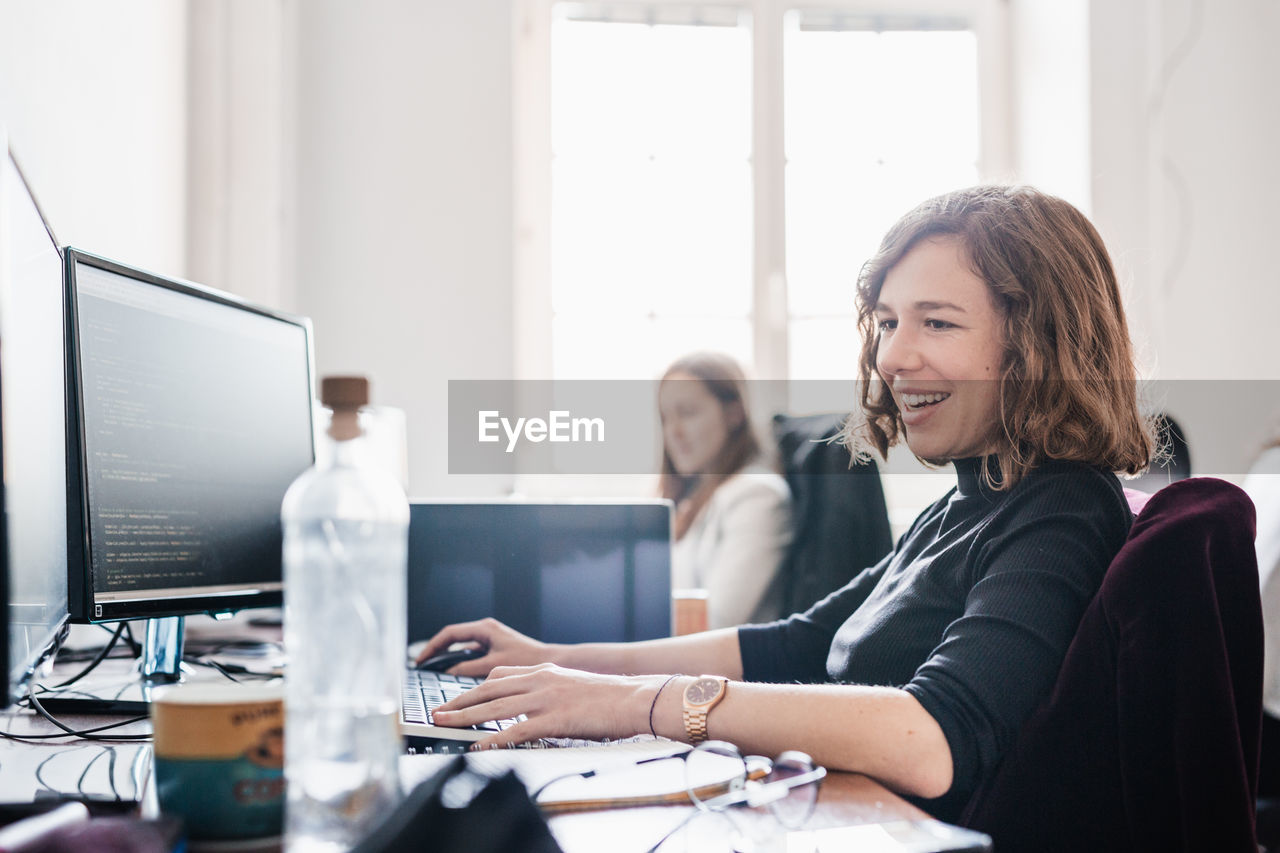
[960,478,1262,852]
[770,413,894,616]
[1260,714,1280,850]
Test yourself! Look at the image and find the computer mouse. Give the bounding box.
[415,645,488,672]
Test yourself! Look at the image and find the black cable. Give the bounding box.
[0,719,150,742]
[531,769,597,803]
[182,655,281,681]
[0,730,81,745]
[183,656,245,684]
[45,647,135,665]
[40,623,128,691]
[24,694,152,742]
[183,638,283,658]
[122,623,142,657]
[0,716,152,744]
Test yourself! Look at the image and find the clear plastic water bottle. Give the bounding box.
[282,376,408,851]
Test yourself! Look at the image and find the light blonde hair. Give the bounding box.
[846,185,1154,489]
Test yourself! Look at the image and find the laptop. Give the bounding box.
[399,500,673,747]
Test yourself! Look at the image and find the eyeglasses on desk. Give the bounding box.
[531,740,825,852]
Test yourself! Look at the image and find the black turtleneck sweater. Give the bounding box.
[737,457,1130,820]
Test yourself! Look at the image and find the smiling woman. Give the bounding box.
[418,185,1155,826]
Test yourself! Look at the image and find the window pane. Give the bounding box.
[785,28,979,163]
[784,25,981,318]
[551,16,753,380]
[552,158,751,317]
[553,19,751,161]
[553,314,752,380]
[788,315,861,380]
[786,159,979,317]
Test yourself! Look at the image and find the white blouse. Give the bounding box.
[671,464,794,629]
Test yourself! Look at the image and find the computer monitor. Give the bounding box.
[407,500,673,645]
[0,144,72,708]
[60,249,314,685]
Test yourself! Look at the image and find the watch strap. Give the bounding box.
[683,704,711,744]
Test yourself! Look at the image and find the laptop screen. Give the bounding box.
[407,501,672,645]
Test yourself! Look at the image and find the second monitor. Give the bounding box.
[408,500,673,646]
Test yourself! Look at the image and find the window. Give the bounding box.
[785,18,983,380]
[550,14,754,379]
[514,0,1009,391]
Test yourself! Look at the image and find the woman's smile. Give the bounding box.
[874,237,1005,462]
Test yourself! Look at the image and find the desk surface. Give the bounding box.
[548,770,928,851]
[2,617,929,851]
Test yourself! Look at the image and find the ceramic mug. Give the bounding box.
[151,683,285,840]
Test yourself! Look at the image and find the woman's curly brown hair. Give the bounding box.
[845,185,1154,489]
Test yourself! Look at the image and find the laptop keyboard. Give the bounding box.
[402,669,523,732]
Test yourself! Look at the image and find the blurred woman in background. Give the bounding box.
[658,352,792,629]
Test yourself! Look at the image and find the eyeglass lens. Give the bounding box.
[684,742,821,830]
[686,741,748,811]
[765,751,820,829]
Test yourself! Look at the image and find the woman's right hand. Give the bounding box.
[414,617,553,677]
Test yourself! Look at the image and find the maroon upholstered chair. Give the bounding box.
[959,477,1262,852]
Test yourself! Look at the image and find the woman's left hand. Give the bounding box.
[431,663,672,749]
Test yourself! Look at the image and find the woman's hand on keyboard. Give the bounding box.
[431,663,666,749]
[415,618,550,677]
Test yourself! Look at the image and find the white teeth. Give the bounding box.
[901,392,950,408]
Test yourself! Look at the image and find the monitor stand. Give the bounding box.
[139,616,185,682]
[33,616,189,716]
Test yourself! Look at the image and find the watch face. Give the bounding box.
[686,677,722,705]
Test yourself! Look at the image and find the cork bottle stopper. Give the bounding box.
[320,376,369,410]
[320,376,369,441]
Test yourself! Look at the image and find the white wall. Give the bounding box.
[185,0,294,312]
[1087,0,1280,475]
[1137,0,1280,382]
[0,0,188,276]
[1087,0,1157,374]
[292,0,515,497]
[1008,0,1090,210]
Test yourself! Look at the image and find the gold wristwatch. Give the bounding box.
[682,675,728,744]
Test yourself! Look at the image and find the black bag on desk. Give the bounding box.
[353,755,562,853]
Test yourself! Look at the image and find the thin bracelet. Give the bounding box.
[649,675,681,738]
